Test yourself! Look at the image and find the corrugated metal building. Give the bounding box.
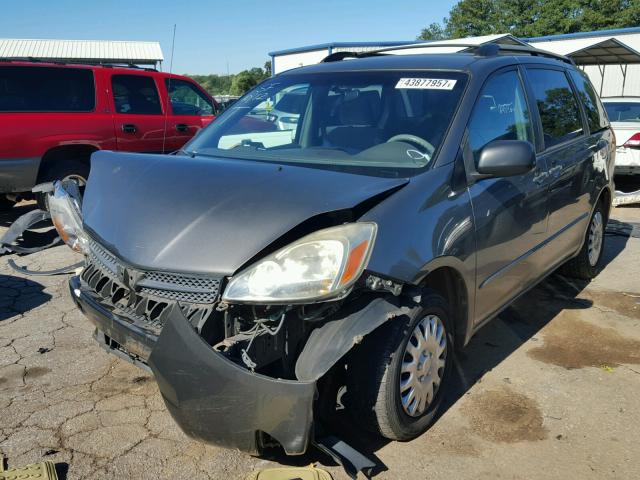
[270,27,640,98]
[0,38,164,68]
[527,28,640,97]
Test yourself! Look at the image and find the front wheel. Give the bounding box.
[346,290,454,440]
[561,201,606,280]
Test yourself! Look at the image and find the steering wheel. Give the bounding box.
[386,134,435,157]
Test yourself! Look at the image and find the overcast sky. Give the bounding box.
[2,0,457,74]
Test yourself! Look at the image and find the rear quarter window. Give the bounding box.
[568,69,609,132]
[0,66,95,112]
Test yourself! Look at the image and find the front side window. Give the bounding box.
[165,78,214,115]
[467,70,533,165]
[112,75,162,115]
[186,71,468,176]
[603,102,640,122]
[569,70,608,132]
[527,68,583,149]
[0,66,95,112]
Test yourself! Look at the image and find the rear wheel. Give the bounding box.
[561,201,606,280]
[347,290,454,440]
[36,159,89,209]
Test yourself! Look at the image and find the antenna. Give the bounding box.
[162,23,177,153]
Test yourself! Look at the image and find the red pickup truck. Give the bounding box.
[0,61,218,209]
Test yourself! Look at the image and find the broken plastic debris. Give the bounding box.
[0,459,58,480]
[244,465,333,480]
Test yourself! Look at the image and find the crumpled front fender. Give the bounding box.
[295,296,417,382]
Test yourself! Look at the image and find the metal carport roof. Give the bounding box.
[533,38,640,65]
[0,39,164,66]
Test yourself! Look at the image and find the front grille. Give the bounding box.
[82,239,220,335]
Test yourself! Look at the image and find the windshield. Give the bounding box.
[604,102,640,122]
[186,71,468,176]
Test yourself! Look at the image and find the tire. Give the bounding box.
[346,290,454,441]
[36,159,90,210]
[0,195,16,212]
[560,200,606,280]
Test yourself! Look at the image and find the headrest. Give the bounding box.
[336,91,381,125]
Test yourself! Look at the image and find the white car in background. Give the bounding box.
[602,97,640,175]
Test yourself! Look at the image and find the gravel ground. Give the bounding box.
[1,203,639,479]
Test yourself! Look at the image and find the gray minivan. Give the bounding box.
[55,44,614,458]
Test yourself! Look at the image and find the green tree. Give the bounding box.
[185,61,270,97]
[230,68,269,95]
[419,22,449,40]
[418,0,640,40]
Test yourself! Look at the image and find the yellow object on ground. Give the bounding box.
[0,460,58,480]
[245,465,333,480]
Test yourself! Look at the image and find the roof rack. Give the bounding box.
[321,42,574,65]
[0,57,158,71]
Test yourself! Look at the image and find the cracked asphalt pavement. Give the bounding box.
[1,203,639,479]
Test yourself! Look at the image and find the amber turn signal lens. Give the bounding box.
[339,240,369,286]
[52,216,70,244]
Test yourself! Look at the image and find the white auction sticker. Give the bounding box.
[395,78,457,90]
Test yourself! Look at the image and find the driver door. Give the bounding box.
[466,67,550,324]
[164,78,216,152]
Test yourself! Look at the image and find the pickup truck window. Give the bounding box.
[112,74,162,115]
[0,66,95,112]
[165,78,214,115]
[527,68,583,149]
[468,70,533,164]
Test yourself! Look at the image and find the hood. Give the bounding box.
[83,151,407,275]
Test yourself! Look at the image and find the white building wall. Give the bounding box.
[273,49,329,75]
[582,64,640,97]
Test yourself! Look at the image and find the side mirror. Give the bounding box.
[476,140,536,177]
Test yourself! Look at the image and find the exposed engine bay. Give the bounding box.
[211,302,341,377]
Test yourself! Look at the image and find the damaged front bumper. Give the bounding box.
[69,275,316,455]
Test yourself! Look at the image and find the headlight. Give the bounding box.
[223,222,377,303]
[48,181,88,253]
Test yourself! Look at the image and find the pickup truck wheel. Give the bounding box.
[346,290,453,441]
[560,201,606,280]
[36,159,89,209]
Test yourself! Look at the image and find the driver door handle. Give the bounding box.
[122,124,137,134]
[176,123,189,132]
[533,170,549,185]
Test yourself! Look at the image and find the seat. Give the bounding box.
[325,91,381,151]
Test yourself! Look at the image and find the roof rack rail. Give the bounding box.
[0,57,158,71]
[321,42,574,65]
[321,51,386,63]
